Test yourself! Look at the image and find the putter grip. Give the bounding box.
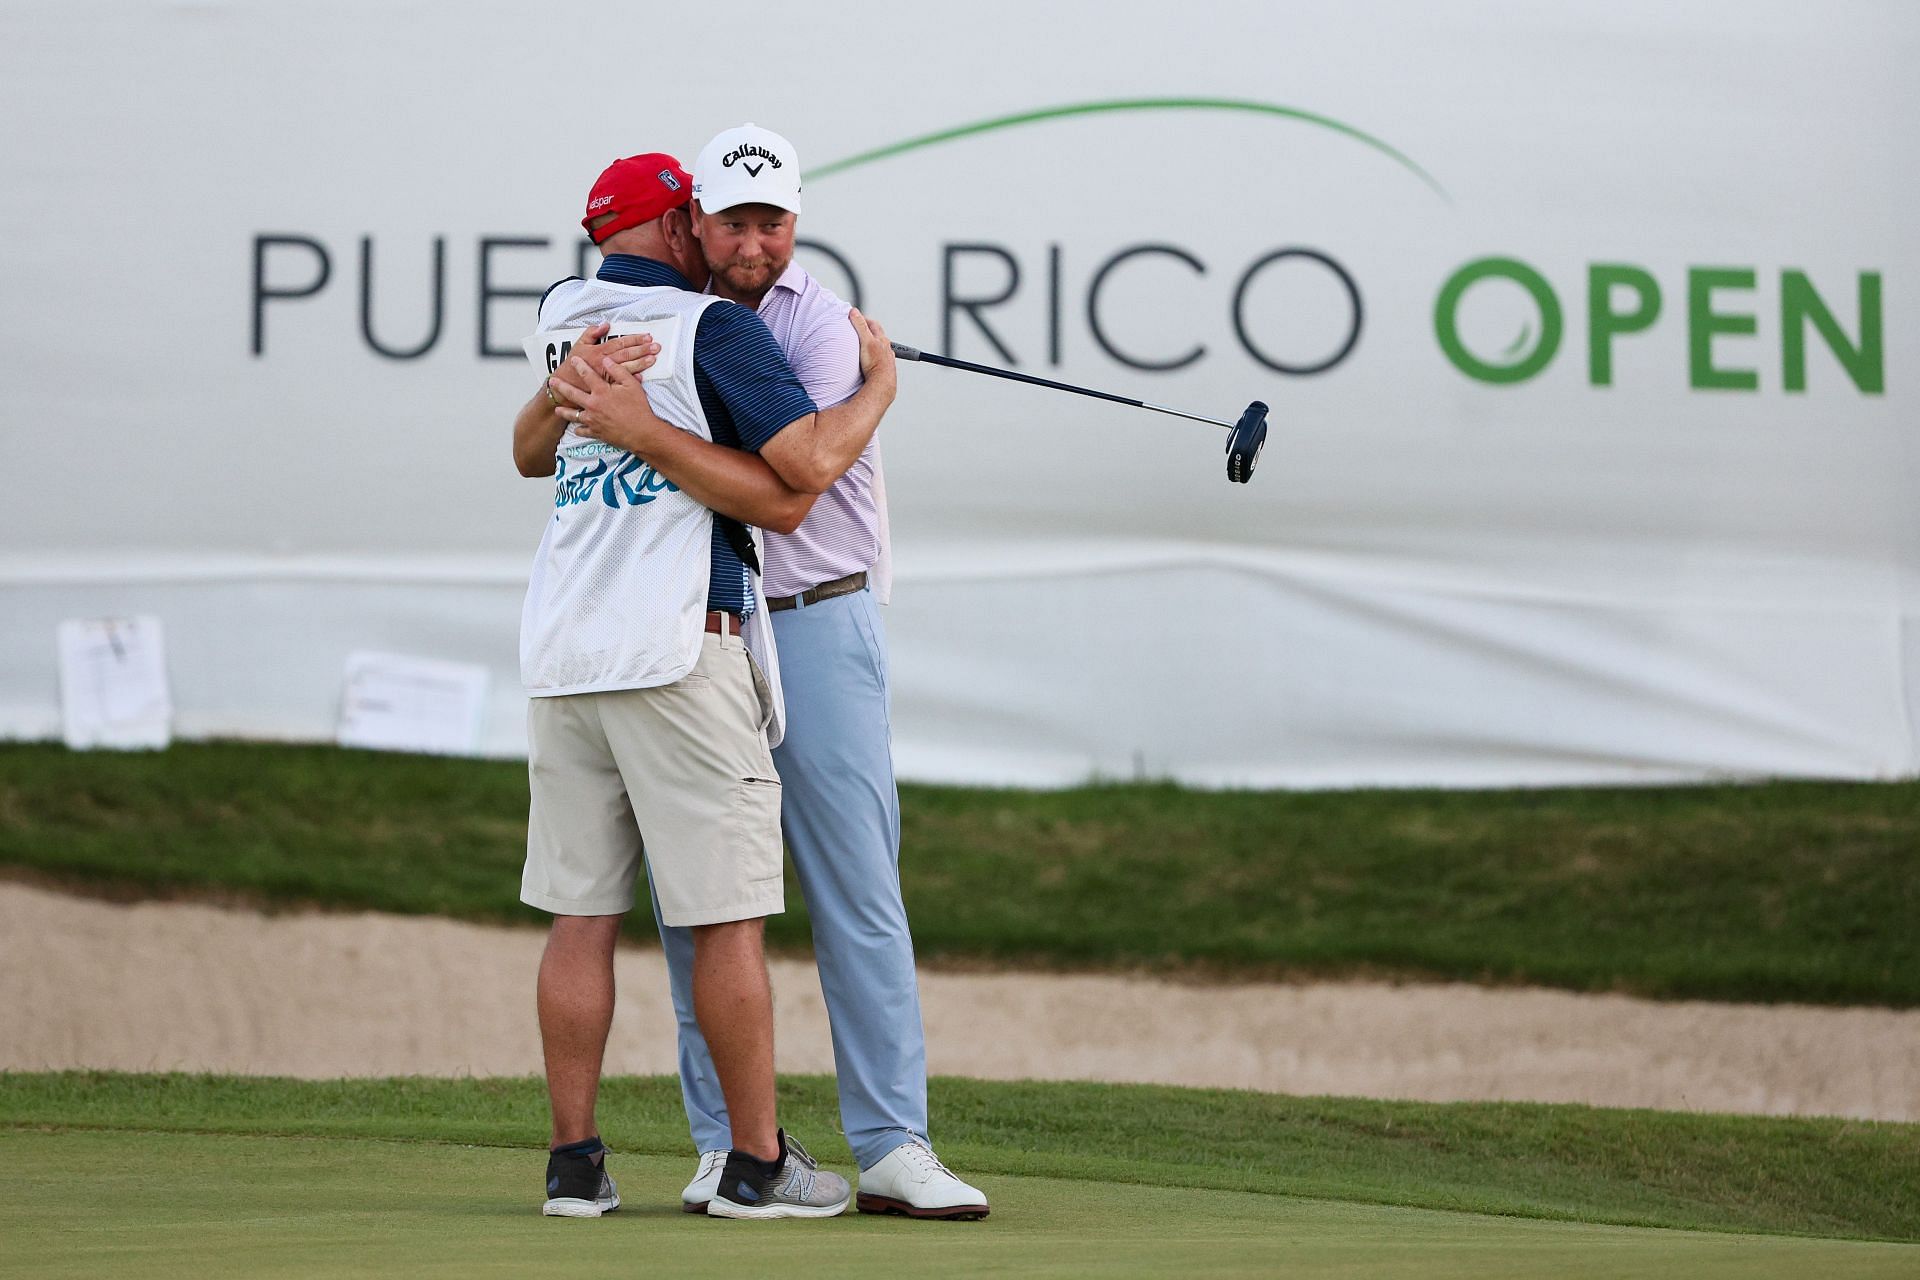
[890,342,923,361]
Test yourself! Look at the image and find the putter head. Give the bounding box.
[1226,401,1269,483]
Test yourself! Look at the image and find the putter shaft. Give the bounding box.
[891,343,1235,431]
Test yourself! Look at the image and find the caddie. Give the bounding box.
[509,150,894,1220]
[545,124,988,1220]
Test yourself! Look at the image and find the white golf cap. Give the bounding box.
[693,123,803,215]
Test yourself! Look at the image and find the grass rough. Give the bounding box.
[1,741,1916,1003]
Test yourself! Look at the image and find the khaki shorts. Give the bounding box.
[521,630,784,927]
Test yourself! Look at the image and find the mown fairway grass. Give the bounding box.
[2,1076,1917,1278]
[2,741,1914,1004]
[5,1073,1917,1243]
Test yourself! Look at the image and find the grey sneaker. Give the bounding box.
[706,1131,851,1219]
[542,1141,620,1218]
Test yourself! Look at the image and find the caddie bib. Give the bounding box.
[518,277,786,746]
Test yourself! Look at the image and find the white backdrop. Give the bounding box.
[2,0,1914,786]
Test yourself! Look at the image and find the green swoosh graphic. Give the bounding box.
[808,97,1448,201]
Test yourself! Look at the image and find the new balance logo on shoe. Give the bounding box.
[706,1132,851,1220]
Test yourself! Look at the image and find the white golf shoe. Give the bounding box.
[681,1149,727,1214]
[856,1141,990,1220]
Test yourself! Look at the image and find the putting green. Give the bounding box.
[2,1131,1912,1278]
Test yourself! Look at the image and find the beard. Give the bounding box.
[710,251,788,295]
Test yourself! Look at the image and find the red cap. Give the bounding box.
[582,153,693,243]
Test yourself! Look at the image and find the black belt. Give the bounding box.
[766,571,868,613]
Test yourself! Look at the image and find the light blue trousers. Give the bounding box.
[647,585,929,1170]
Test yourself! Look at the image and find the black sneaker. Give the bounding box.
[707,1130,851,1219]
[542,1139,620,1218]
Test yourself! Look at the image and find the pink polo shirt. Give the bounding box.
[742,262,886,600]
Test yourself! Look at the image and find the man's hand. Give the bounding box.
[549,322,660,397]
[756,307,900,495]
[849,307,896,394]
[548,354,679,460]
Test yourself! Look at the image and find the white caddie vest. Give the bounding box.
[520,276,786,746]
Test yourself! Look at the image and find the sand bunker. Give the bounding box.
[3,882,1914,1122]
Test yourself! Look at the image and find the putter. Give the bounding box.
[890,343,1270,484]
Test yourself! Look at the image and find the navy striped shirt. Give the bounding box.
[584,254,817,615]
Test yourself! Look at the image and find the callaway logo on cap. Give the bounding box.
[693,124,803,215]
[581,152,694,243]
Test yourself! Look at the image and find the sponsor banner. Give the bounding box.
[0,0,1914,784]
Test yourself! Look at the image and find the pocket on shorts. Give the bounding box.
[744,651,775,732]
[726,776,784,887]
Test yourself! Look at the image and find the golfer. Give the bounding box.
[509,150,892,1220]
[545,124,988,1219]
